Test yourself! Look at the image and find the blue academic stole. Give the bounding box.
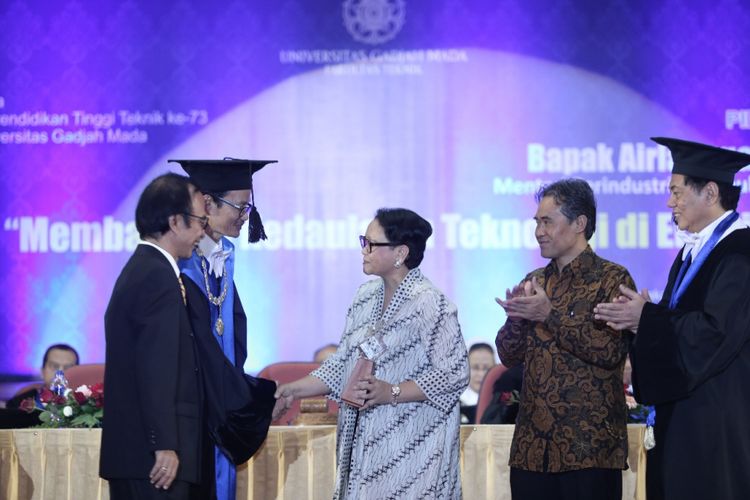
[668,212,739,309]
[179,238,238,500]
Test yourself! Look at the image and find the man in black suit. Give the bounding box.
[100,173,208,499]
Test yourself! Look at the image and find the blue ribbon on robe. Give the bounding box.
[668,211,739,309]
[180,237,237,500]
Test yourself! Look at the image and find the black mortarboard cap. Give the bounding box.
[168,158,276,192]
[651,137,750,184]
[168,157,277,243]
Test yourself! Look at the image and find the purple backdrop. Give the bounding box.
[1,0,749,375]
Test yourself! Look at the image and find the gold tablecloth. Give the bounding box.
[0,425,646,500]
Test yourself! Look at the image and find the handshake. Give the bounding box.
[272,383,295,421]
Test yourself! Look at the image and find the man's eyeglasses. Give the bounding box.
[215,196,253,217]
[183,213,209,229]
[359,235,399,253]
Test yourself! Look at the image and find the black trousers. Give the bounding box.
[108,479,201,500]
[510,467,622,500]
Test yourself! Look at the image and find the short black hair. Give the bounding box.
[42,344,80,369]
[135,173,195,239]
[375,208,433,269]
[536,178,597,240]
[683,176,741,211]
[469,342,495,356]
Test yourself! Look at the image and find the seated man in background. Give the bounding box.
[6,343,80,409]
[479,363,524,424]
[459,342,497,423]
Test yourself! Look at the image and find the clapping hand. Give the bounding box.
[495,277,552,322]
[593,285,651,333]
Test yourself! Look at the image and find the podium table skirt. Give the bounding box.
[0,424,646,500]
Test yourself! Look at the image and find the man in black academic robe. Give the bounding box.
[181,281,276,468]
[594,137,750,500]
[100,173,208,499]
[172,158,279,500]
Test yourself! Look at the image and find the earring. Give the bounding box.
[394,260,402,269]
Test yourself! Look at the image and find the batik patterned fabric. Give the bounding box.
[312,268,469,499]
[496,246,634,473]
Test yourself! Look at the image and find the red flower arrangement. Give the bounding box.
[37,382,104,428]
[499,389,520,406]
[18,396,37,413]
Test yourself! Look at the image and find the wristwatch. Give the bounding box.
[390,384,401,406]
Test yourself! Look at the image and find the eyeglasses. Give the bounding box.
[359,235,399,253]
[183,213,209,229]
[215,196,253,217]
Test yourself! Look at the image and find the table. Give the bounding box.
[0,425,646,500]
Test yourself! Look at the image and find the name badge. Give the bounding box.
[359,334,387,360]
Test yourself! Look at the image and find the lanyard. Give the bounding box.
[669,211,739,309]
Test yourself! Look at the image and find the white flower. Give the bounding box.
[76,385,92,397]
[63,406,73,417]
[64,388,72,397]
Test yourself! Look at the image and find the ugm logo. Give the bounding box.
[343,0,406,45]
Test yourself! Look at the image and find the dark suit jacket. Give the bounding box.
[182,277,275,466]
[2,388,42,428]
[5,387,38,410]
[99,244,203,483]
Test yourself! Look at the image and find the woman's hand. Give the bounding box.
[272,375,331,417]
[357,375,392,409]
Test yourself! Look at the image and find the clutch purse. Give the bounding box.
[341,358,374,408]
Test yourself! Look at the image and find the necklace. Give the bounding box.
[198,251,229,336]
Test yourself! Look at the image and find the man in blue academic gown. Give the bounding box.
[594,137,750,500]
[169,158,279,500]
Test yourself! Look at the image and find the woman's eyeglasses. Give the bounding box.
[359,235,399,253]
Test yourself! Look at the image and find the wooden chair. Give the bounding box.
[474,363,509,424]
[257,362,338,425]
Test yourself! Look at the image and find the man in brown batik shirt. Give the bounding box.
[495,178,634,500]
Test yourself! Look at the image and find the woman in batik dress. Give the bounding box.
[276,208,469,499]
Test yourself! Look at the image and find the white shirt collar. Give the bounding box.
[197,234,232,278]
[681,210,743,260]
[198,234,221,258]
[139,240,180,277]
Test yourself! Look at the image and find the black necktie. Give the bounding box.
[672,251,693,294]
